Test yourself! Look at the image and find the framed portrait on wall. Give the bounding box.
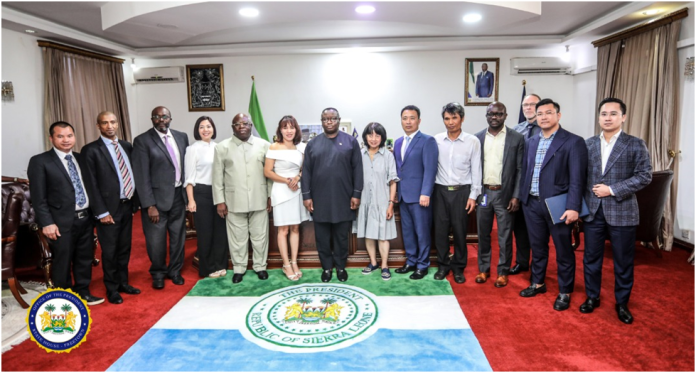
[465,58,499,106]
[186,64,225,111]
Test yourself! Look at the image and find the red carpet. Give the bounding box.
[2,212,694,371]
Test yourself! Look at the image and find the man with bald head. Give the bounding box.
[82,111,141,304]
[212,113,272,284]
[132,106,189,290]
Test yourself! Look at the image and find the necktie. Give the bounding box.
[112,141,134,199]
[526,124,535,140]
[164,135,181,183]
[65,154,87,208]
[402,136,412,161]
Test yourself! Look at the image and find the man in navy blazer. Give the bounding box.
[393,105,438,279]
[518,99,588,311]
[475,63,495,98]
[581,98,651,324]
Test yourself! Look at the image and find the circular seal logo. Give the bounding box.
[26,288,92,353]
[242,284,379,353]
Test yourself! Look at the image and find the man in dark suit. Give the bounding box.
[581,98,651,324]
[518,98,588,311]
[474,102,524,288]
[393,105,438,280]
[27,122,104,305]
[132,106,189,290]
[475,63,495,98]
[82,111,141,304]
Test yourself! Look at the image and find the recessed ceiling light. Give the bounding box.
[25,29,36,34]
[156,23,178,29]
[239,8,259,17]
[642,9,661,16]
[463,13,482,23]
[355,5,375,14]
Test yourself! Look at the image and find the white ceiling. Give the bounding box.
[1,1,690,58]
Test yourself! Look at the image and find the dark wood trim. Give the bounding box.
[37,40,125,64]
[592,7,689,48]
[1,176,29,183]
[673,238,694,252]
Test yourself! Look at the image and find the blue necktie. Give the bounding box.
[65,154,87,208]
[402,136,412,161]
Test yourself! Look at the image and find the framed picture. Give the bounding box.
[465,58,499,106]
[186,64,225,111]
[299,121,353,143]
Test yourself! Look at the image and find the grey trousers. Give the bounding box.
[476,188,514,275]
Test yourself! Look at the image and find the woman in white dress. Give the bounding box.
[264,115,310,281]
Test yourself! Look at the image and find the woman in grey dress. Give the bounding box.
[354,122,399,280]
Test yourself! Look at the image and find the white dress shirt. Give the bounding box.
[434,131,482,200]
[53,147,89,210]
[184,140,217,187]
[156,129,182,187]
[600,130,622,196]
[401,130,420,161]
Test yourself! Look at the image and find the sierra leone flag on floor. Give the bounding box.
[108,269,491,371]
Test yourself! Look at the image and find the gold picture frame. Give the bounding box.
[186,64,225,111]
[465,58,500,106]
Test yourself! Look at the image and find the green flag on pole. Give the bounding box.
[248,79,269,141]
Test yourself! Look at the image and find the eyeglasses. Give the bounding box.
[151,115,171,120]
[321,117,340,123]
[233,121,252,128]
[536,111,558,117]
[486,112,506,118]
[522,103,537,108]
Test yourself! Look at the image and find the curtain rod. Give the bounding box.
[37,40,125,64]
[592,8,689,48]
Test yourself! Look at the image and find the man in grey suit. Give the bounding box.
[581,98,651,324]
[132,106,189,290]
[474,102,524,288]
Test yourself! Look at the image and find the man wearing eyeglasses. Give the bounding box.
[212,113,272,284]
[473,102,524,288]
[517,98,587,312]
[132,106,189,290]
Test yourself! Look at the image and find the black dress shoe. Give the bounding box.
[509,264,529,275]
[168,274,185,285]
[107,292,123,304]
[81,294,105,306]
[553,293,571,311]
[152,278,165,290]
[453,272,466,284]
[433,268,449,280]
[256,270,269,280]
[118,284,141,295]
[616,304,634,324]
[519,283,547,297]
[579,297,600,313]
[337,269,348,282]
[395,264,416,274]
[321,269,332,282]
[409,269,428,280]
[232,273,244,283]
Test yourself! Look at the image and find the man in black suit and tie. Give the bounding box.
[82,111,141,304]
[28,122,104,305]
[581,98,651,324]
[474,102,524,288]
[132,106,189,290]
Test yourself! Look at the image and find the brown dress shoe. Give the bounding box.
[494,275,508,288]
[474,272,489,283]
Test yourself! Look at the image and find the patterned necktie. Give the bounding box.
[65,154,87,208]
[164,135,181,182]
[402,136,412,161]
[112,141,134,199]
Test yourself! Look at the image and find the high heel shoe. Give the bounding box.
[290,261,303,279]
[283,264,299,281]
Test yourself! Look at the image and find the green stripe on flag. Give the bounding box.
[469,61,475,84]
[189,268,454,297]
[249,81,269,141]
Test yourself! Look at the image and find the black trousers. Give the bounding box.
[96,199,133,295]
[193,184,229,277]
[141,187,187,280]
[50,212,94,296]
[314,221,351,270]
[513,205,532,268]
[432,184,470,272]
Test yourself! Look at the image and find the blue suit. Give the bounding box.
[519,126,587,293]
[583,131,651,305]
[394,131,438,270]
[475,71,495,98]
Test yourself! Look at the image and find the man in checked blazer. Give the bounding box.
[581,98,651,324]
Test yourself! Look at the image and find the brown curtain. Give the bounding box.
[42,46,132,151]
[594,20,682,251]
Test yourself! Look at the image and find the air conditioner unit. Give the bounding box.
[133,66,185,83]
[510,57,572,75]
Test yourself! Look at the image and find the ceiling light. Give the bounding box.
[463,14,482,23]
[25,29,36,34]
[156,23,178,29]
[239,8,259,17]
[642,9,661,16]
[355,5,375,14]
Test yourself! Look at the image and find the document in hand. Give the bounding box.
[545,193,590,224]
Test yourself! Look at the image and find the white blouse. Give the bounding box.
[184,140,217,187]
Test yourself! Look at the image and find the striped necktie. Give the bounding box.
[112,141,134,199]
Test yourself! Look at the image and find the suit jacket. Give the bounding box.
[519,126,588,212]
[394,131,438,204]
[81,137,140,217]
[474,126,524,203]
[132,128,189,211]
[212,135,271,213]
[27,149,90,230]
[476,71,495,97]
[584,132,652,226]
